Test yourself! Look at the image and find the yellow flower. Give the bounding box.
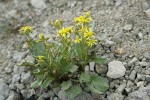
[74,12,92,24]
[19,26,33,35]
[57,27,72,38]
[74,36,81,43]
[39,34,44,40]
[86,39,97,47]
[36,34,45,42]
[38,56,44,60]
[84,31,93,38]
[51,19,63,29]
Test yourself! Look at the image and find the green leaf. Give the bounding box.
[92,57,107,64]
[87,74,109,94]
[41,77,54,89]
[31,78,43,88]
[69,65,78,73]
[17,62,35,67]
[65,85,82,99]
[32,42,45,57]
[79,72,90,83]
[61,80,72,91]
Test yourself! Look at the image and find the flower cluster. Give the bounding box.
[54,12,97,47]
[19,26,33,35]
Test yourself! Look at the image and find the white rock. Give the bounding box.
[84,65,90,72]
[30,0,47,10]
[107,61,126,79]
[115,0,123,6]
[89,62,95,71]
[4,67,12,74]
[136,81,144,87]
[145,8,150,18]
[123,24,133,31]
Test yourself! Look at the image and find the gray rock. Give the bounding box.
[139,62,149,67]
[146,75,150,82]
[115,0,123,6]
[95,64,107,74]
[4,67,12,74]
[129,70,136,80]
[9,84,17,90]
[145,68,150,75]
[125,85,150,100]
[53,97,59,100]
[107,61,126,79]
[137,73,146,81]
[123,24,133,31]
[37,96,45,100]
[145,8,150,18]
[6,91,20,100]
[107,93,124,100]
[89,62,95,71]
[21,89,28,98]
[75,92,93,100]
[30,0,47,10]
[13,65,26,74]
[125,88,131,93]
[126,80,134,88]
[24,55,35,64]
[103,40,115,47]
[11,74,20,83]
[0,94,5,100]
[27,89,35,98]
[16,84,25,90]
[105,0,114,6]
[142,0,149,10]
[13,52,27,62]
[143,52,150,59]
[136,81,144,87]
[21,72,33,84]
[53,87,60,95]
[58,90,66,100]
[134,66,142,73]
[116,83,126,93]
[128,57,138,66]
[0,82,10,97]
[138,32,143,39]
[84,65,90,72]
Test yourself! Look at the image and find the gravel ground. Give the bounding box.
[0,0,150,100]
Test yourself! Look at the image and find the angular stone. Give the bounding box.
[116,83,126,93]
[89,62,95,71]
[128,57,138,66]
[125,85,150,100]
[0,83,10,98]
[107,93,124,100]
[21,72,33,84]
[129,70,136,80]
